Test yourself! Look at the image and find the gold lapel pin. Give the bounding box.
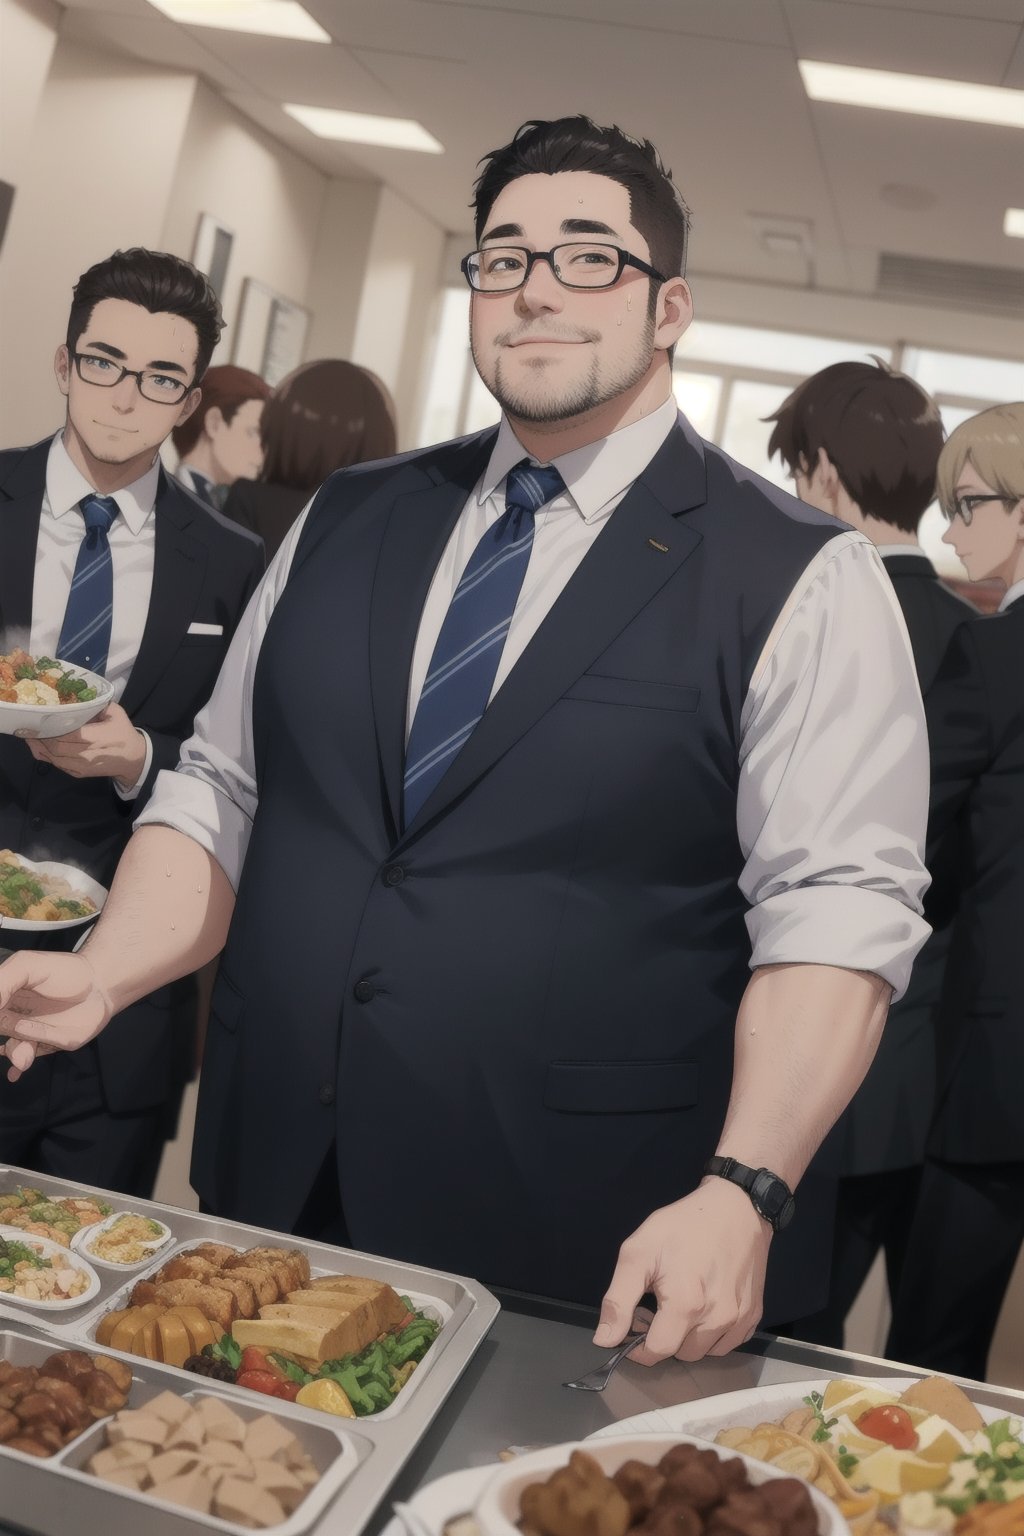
[647,538,670,553]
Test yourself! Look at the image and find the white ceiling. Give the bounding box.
[58,0,1024,307]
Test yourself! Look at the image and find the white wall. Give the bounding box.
[0,37,197,444]
[350,185,446,449]
[0,0,61,188]
[160,80,328,370]
[305,176,382,366]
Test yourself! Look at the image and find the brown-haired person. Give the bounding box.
[171,364,270,509]
[0,247,264,1197]
[222,359,396,561]
[0,120,928,1361]
[767,357,976,1348]
[886,403,1024,1380]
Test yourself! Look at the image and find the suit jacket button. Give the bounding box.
[353,979,376,1003]
[382,864,406,887]
[319,1084,335,1106]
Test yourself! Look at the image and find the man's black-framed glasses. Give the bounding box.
[951,492,1020,526]
[461,243,667,293]
[73,352,192,405]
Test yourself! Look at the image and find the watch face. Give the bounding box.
[750,1169,795,1230]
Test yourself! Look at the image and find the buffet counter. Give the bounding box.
[2,1167,1022,1536]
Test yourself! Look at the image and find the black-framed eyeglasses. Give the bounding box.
[73,352,192,405]
[461,243,667,293]
[951,492,1020,526]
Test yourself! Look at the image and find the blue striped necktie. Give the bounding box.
[403,459,567,825]
[56,493,118,674]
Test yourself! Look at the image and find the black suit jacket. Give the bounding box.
[838,553,978,1175]
[221,479,310,564]
[923,596,1024,1163]
[0,436,264,1110]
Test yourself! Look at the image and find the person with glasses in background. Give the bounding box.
[0,122,929,1364]
[886,402,1024,1381]
[0,248,264,1198]
[171,364,271,510]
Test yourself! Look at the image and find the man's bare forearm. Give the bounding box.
[81,825,235,1013]
[713,962,891,1188]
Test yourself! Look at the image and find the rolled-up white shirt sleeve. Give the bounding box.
[738,530,930,1001]
[132,501,314,890]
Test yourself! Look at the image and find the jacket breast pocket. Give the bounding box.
[561,675,700,712]
[544,1059,698,1114]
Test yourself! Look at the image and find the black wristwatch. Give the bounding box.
[703,1156,795,1232]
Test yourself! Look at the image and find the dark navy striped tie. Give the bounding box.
[403,459,566,826]
[56,493,118,674]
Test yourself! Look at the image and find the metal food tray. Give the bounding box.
[0,1165,500,1535]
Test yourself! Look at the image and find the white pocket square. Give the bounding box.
[188,621,223,636]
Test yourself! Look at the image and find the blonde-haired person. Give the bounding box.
[887,402,1024,1381]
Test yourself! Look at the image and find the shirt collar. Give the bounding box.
[479,395,679,525]
[45,431,160,535]
[998,577,1024,612]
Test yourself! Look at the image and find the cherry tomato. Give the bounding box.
[239,1346,272,1376]
[856,1405,918,1450]
[236,1368,283,1397]
[272,1379,302,1402]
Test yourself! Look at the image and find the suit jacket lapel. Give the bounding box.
[369,430,499,838]
[0,440,52,642]
[401,416,708,840]
[120,469,207,718]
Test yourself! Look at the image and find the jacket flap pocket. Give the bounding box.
[544,1059,698,1114]
[562,675,699,711]
[211,971,244,1034]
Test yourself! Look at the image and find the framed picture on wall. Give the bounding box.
[191,212,234,300]
[233,278,310,387]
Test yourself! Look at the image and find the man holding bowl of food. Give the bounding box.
[0,121,929,1365]
[0,248,263,1198]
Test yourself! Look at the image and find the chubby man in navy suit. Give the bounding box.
[0,249,263,1195]
[0,122,929,1363]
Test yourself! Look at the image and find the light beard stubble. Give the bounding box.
[479,313,657,426]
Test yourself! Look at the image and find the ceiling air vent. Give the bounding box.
[877,252,1024,316]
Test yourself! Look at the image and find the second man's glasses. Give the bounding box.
[462,243,667,293]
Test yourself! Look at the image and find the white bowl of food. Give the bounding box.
[0,1226,101,1309]
[0,851,106,932]
[474,1432,849,1536]
[73,1211,174,1269]
[0,651,113,739]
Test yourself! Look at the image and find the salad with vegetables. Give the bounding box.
[0,650,100,706]
[184,1301,440,1417]
[0,1186,111,1246]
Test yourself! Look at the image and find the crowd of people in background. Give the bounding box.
[0,123,1021,1381]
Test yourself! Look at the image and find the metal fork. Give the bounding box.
[563,1328,649,1391]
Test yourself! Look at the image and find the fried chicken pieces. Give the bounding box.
[128,1245,311,1334]
[0,1349,132,1457]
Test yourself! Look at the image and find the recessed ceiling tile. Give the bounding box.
[834,0,1024,19]
[193,33,394,109]
[1004,26,1024,88]
[59,8,253,91]
[222,91,378,178]
[784,0,1022,85]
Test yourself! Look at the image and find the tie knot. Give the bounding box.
[504,460,567,517]
[79,494,119,534]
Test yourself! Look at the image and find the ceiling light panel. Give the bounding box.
[1005,208,1024,238]
[283,105,443,152]
[148,0,330,43]
[798,60,1024,130]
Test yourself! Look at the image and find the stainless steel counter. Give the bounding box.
[364,1290,1024,1535]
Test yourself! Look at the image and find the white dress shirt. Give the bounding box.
[137,402,931,998]
[33,433,155,796]
[998,578,1024,612]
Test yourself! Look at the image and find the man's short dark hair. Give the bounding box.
[766,358,944,533]
[67,248,224,384]
[172,364,270,457]
[471,116,691,283]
